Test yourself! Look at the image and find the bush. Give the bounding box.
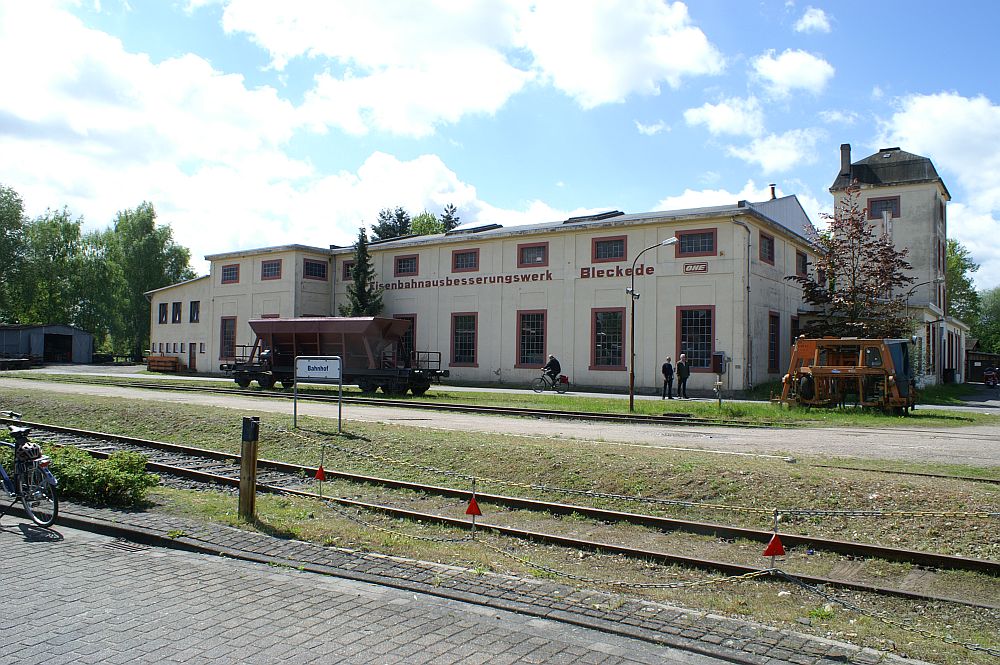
[48,447,159,506]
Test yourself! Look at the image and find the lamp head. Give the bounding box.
[662,237,678,246]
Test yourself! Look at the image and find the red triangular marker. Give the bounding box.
[315,465,326,481]
[762,534,785,557]
[465,496,482,516]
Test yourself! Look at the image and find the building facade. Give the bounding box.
[148,198,817,394]
[830,144,968,385]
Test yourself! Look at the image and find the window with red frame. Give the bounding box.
[591,236,626,263]
[759,232,775,265]
[220,317,236,359]
[678,307,713,369]
[868,196,900,220]
[341,260,355,281]
[304,259,328,281]
[451,313,477,366]
[451,249,479,272]
[517,311,546,367]
[394,254,419,277]
[676,230,716,257]
[517,242,548,268]
[221,264,239,284]
[394,315,416,364]
[261,259,281,280]
[591,308,624,369]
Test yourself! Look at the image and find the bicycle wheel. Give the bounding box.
[555,380,569,394]
[531,377,547,393]
[20,467,58,527]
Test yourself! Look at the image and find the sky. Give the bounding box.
[2,0,999,287]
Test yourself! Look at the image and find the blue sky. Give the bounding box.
[2,1,999,287]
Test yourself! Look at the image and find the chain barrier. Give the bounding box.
[774,570,1000,657]
[270,424,999,521]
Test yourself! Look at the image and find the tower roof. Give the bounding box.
[830,146,950,199]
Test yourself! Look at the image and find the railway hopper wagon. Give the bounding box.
[221,317,448,395]
[778,337,917,414]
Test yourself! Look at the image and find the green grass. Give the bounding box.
[5,370,997,429]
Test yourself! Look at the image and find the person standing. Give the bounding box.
[660,356,674,399]
[676,354,690,399]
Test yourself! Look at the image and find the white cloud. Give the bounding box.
[684,96,764,137]
[518,0,725,108]
[655,180,775,211]
[878,92,1000,287]
[727,128,826,173]
[635,120,669,136]
[794,7,831,33]
[818,109,858,125]
[751,49,834,97]
[223,0,725,134]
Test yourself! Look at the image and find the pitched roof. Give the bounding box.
[830,146,950,198]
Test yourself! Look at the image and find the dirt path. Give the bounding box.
[2,377,999,467]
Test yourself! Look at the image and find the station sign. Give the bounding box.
[295,356,342,381]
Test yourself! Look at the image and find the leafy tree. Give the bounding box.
[439,203,460,231]
[786,186,914,338]
[338,227,384,316]
[16,209,86,326]
[0,184,26,322]
[971,287,1000,353]
[411,209,444,235]
[945,239,980,323]
[371,206,411,242]
[107,202,195,358]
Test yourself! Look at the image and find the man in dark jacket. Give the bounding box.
[676,354,690,398]
[661,356,674,399]
[542,354,561,382]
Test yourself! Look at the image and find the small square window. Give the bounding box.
[261,259,282,280]
[394,254,419,277]
[304,259,328,281]
[221,264,240,284]
[795,251,808,277]
[676,230,716,257]
[452,249,479,272]
[517,242,548,268]
[341,260,355,281]
[199,342,205,354]
[592,236,626,263]
[868,196,900,220]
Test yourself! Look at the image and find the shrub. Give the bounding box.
[48,447,159,506]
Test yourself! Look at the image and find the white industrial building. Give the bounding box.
[147,145,966,392]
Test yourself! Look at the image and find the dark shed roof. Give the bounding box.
[830,146,949,198]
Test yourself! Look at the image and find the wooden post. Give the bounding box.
[238,416,260,521]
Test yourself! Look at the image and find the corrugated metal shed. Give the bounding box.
[0,324,94,364]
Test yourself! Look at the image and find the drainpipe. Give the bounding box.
[732,217,753,390]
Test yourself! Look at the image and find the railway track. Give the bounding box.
[10,418,998,610]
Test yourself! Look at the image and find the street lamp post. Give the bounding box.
[627,237,678,412]
[904,276,945,320]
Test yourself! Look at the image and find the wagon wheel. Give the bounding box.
[279,379,295,389]
[410,381,431,397]
[358,379,378,394]
[257,375,276,390]
[235,377,251,389]
[382,382,407,396]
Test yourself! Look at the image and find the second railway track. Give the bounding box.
[11,418,998,610]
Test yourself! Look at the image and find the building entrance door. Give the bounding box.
[189,343,197,372]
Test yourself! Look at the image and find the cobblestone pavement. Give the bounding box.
[1,522,718,665]
[0,503,926,665]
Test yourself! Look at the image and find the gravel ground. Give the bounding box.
[2,375,999,467]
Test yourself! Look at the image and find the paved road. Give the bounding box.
[2,376,999,467]
[1,521,720,665]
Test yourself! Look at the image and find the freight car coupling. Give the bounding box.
[222,317,446,396]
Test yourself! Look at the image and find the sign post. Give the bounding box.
[293,356,343,432]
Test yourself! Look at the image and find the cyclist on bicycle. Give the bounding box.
[542,354,561,383]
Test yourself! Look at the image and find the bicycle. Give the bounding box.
[1,411,59,527]
[531,372,570,394]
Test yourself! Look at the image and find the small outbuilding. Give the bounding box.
[0,324,94,364]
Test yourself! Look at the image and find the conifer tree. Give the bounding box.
[439,203,460,231]
[339,226,384,316]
